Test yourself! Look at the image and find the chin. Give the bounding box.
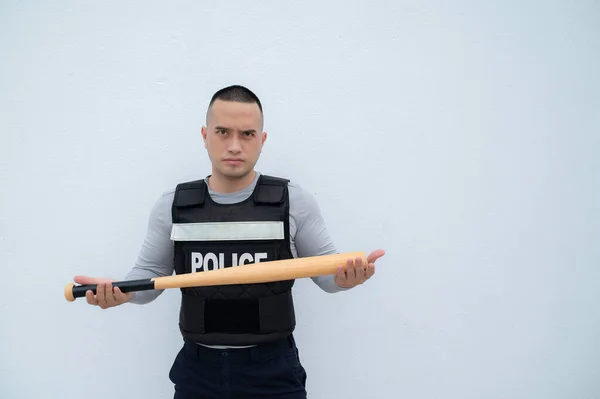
[219,166,253,179]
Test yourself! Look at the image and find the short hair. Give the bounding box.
[208,85,263,113]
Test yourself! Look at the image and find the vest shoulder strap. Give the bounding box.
[253,175,290,205]
[173,179,206,207]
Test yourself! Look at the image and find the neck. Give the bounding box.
[208,170,257,193]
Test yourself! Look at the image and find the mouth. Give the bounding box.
[223,158,244,165]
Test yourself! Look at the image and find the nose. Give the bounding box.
[227,136,242,154]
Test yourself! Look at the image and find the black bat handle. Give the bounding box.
[64,278,156,301]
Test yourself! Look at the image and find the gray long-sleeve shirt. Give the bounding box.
[125,171,346,304]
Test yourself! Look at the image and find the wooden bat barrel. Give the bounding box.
[64,251,367,302]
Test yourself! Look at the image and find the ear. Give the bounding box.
[201,126,208,148]
[261,131,267,146]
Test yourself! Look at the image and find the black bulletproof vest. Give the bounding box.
[171,174,296,346]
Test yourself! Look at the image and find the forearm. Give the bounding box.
[124,265,172,305]
[289,183,349,293]
[311,273,349,293]
[124,190,176,305]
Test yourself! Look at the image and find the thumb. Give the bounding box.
[367,249,386,264]
[73,275,110,285]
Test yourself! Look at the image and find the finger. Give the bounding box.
[74,275,98,285]
[345,259,356,284]
[354,256,364,271]
[96,282,108,309]
[355,256,366,284]
[367,249,386,264]
[113,287,131,304]
[85,290,98,306]
[104,281,118,307]
[335,266,346,287]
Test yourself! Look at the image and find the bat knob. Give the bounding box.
[64,283,75,302]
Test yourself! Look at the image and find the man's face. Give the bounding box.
[201,99,266,180]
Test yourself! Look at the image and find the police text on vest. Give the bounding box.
[191,252,268,272]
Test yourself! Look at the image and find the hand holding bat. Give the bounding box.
[334,249,385,288]
[72,276,133,309]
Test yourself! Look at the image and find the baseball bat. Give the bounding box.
[64,251,367,302]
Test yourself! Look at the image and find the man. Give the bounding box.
[74,85,385,398]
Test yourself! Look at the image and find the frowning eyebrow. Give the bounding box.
[214,126,256,134]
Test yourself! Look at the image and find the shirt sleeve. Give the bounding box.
[289,183,349,293]
[124,190,176,304]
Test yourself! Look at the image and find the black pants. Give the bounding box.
[169,335,307,399]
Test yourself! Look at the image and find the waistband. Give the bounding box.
[182,334,297,365]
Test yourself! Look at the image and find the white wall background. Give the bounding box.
[1,1,599,398]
